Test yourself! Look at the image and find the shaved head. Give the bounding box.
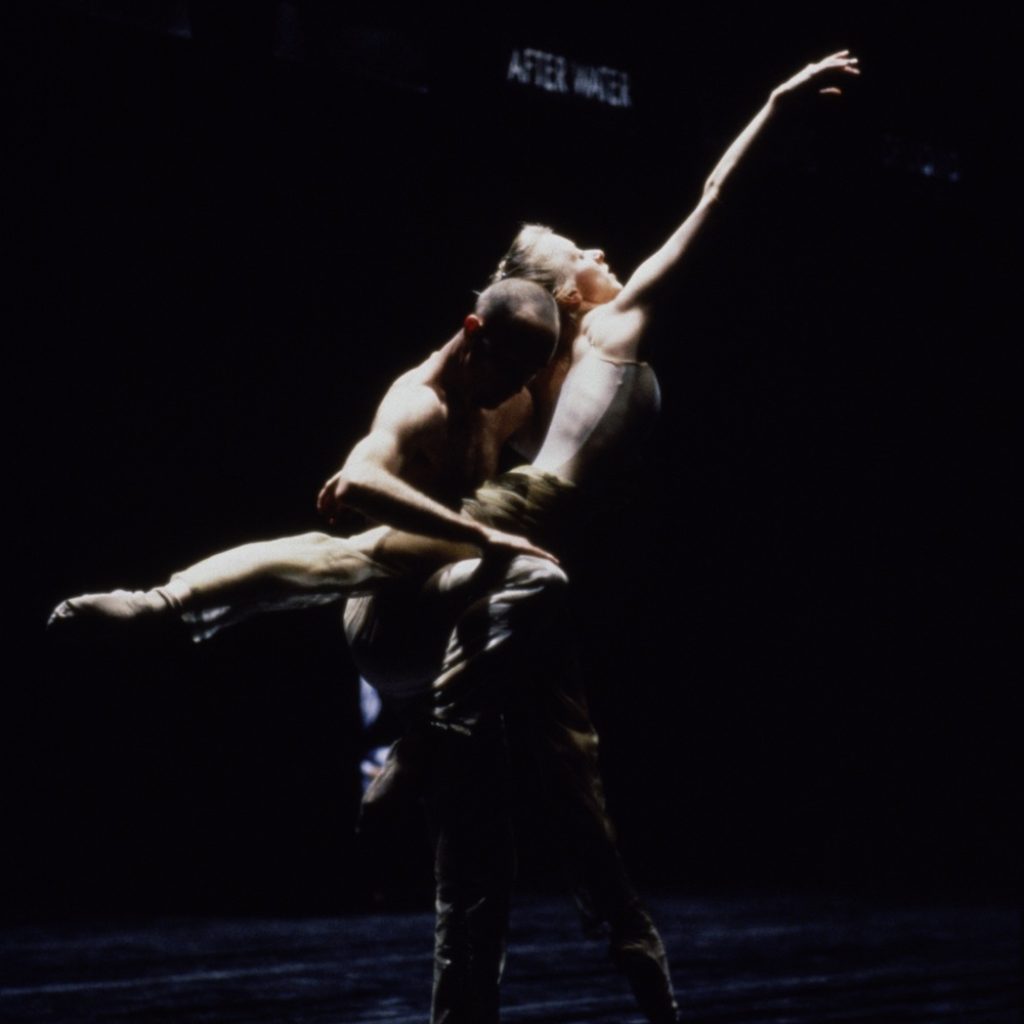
[458,279,560,407]
[473,278,560,361]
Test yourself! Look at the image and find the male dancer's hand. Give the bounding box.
[477,524,559,564]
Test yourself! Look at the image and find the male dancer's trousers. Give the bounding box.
[350,468,680,1024]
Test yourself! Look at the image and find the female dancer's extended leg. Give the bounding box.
[48,526,482,635]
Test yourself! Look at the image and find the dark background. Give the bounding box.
[4,3,1018,918]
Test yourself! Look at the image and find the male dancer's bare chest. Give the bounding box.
[405,411,507,508]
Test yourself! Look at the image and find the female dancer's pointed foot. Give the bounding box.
[47,588,178,629]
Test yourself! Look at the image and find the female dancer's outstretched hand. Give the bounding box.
[771,50,860,102]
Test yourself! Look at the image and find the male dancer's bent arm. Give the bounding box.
[319,385,561,565]
[317,383,556,563]
[318,384,487,547]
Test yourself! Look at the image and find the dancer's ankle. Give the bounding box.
[161,576,193,610]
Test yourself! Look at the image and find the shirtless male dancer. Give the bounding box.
[52,49,859,1024]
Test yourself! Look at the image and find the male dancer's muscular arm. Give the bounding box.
[317,382,556,561]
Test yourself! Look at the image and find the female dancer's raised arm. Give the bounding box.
[594,50,860,361]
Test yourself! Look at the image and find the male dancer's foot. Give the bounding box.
[47,580,190,628]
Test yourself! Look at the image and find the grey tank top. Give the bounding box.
[532,344,661,485]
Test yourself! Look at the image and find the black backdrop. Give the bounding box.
[4,3,1018,917]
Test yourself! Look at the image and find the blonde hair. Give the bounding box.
[490,224,577,303]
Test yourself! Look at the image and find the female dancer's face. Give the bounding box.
[534,232,623,307]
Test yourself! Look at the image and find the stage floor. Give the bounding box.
[1,896,1019,1022]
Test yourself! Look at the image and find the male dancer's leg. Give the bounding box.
[433,605,680,1024]
[506,649,681,1024]
[346,555,569,1024]
[424,574,679,1023]
[428,556,570,1024]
